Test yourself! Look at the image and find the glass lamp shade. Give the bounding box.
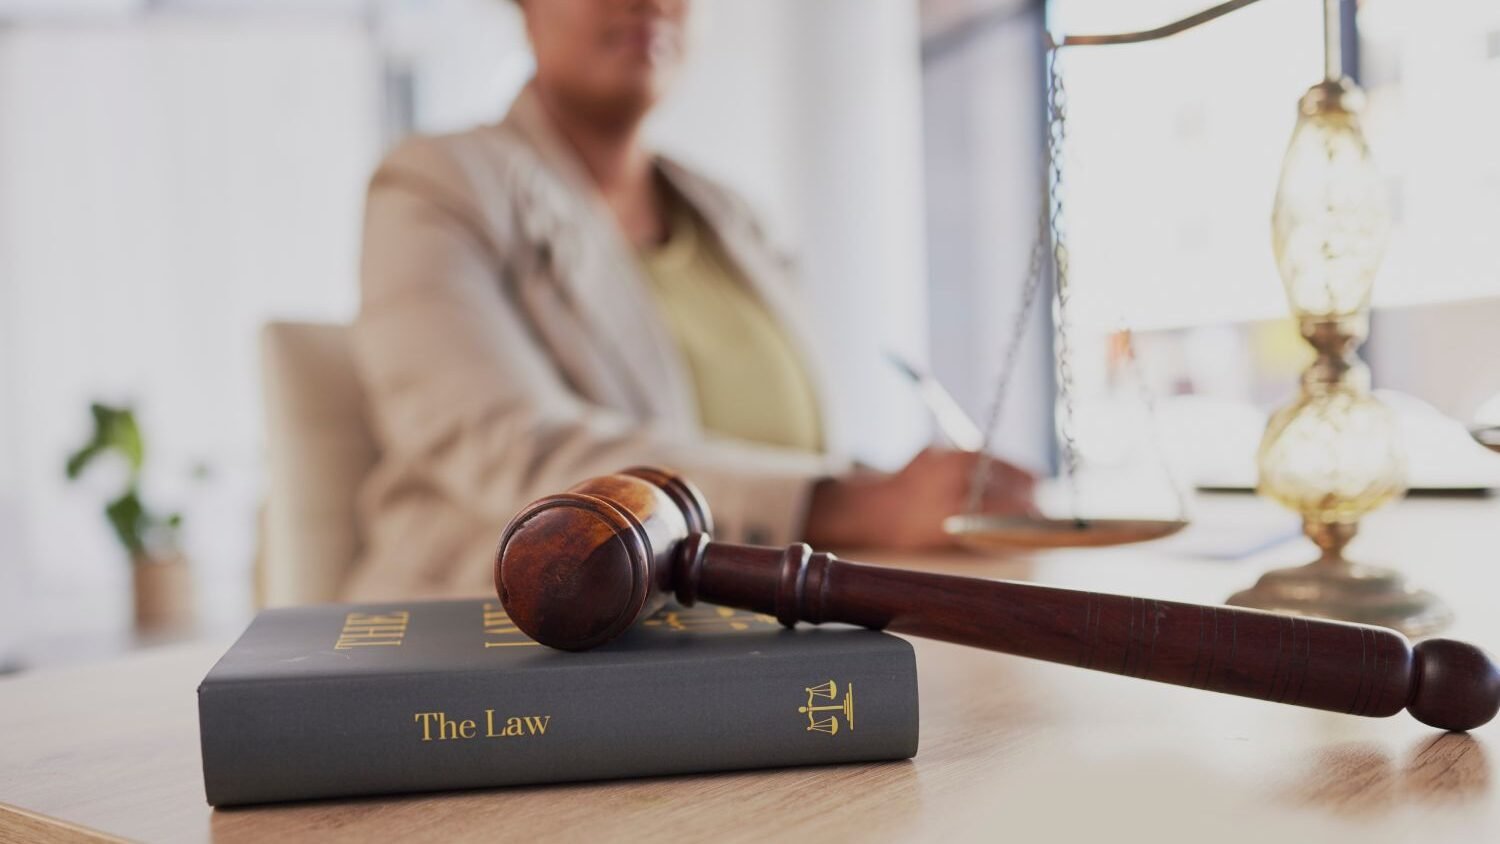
[1271,79,1391,318]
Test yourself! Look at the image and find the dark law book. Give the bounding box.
[198,598,919,806]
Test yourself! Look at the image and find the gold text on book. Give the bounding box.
[482,602,540,648]
[641,605,777,632]
[334,611,409,650]
[413,711,552,741]
[800,680,854,735]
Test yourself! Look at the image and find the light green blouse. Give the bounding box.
[638,204,824,453]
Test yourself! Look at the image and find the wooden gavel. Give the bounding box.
[494,467,1500,732]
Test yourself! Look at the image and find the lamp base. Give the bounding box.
[1227,556,1452,638]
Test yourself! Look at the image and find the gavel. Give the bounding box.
[494,467,1500,731]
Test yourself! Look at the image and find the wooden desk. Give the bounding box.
[3,494,1498,843]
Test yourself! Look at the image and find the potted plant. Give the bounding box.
[66,403,194,631]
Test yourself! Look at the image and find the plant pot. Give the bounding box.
[132,552,195,632]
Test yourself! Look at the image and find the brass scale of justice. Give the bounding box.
[940,12,1213,554]
[935,0,1461,640]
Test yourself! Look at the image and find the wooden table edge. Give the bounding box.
[0,801,130,844]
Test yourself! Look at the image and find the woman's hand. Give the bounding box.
[804,447,1037,551]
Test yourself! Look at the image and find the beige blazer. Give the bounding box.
[344,86,848,601]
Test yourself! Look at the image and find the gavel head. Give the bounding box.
[494,467,712,650]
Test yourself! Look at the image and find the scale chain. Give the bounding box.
[968,45,1081,517]
[965,44,1059,516]
[966,41,1180,525]
[1119,328,1192,520]
[1045,49,1086,521]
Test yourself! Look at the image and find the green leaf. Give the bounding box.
[67,403,146,479]
[65,441,104,480]
[100,404,144,476]
[105,490,147,556]
[69,402,173,560]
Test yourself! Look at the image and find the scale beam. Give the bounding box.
[1053,0,1268,49]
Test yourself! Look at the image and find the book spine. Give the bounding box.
[198,638,918,805]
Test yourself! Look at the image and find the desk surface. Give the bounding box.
[3,494,1499,843]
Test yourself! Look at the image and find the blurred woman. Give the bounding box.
[345,0,1034,599]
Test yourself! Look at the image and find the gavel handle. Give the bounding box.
[672,537,1500,731]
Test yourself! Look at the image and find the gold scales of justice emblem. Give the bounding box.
[799,681,854,736]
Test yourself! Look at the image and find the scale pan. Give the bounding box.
[1472,426,1500,454]
[944,514,1188,551]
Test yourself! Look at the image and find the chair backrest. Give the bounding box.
[259,322,378,606]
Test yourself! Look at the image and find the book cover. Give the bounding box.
[198,599,919,806]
